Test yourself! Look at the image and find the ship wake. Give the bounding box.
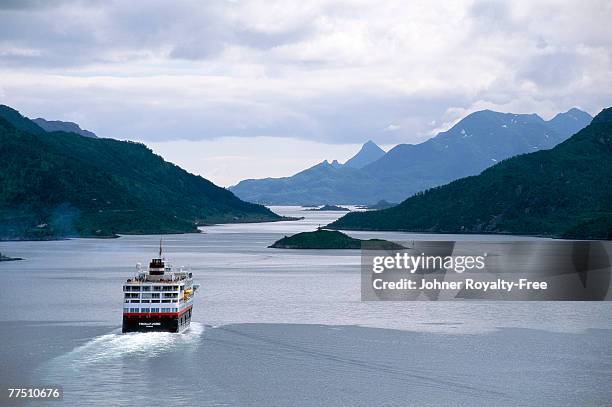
[66,322,204,364]
[33,323,212,405]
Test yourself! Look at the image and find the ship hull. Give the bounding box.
[122,307,192,333]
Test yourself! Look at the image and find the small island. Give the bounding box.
[305,204,351,212]
[269,229,404,250]
[0,252,23,262]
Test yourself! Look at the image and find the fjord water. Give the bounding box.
[1,207,611,406]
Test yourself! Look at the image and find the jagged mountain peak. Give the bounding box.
[344,140,385,169]
[547,107,592,135]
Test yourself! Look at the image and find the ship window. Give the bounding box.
[141,300,150,303]
[151,300,160,303]
[142,293,152,299]
[130,300,140,303]
[162,300,171,303]
[153,286,162,291]
[141,286,151,291]
[130,308,137,312]
[151,308,160,313]
[151,293,160,298]
[141,308,150,313]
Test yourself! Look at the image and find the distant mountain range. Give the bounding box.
[33,117,97,138]
[230,159,383,206]
[0,104,283,240]
[230,108,592,205]
[329,108,612,239]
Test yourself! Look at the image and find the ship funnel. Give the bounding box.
[150,237,165,275]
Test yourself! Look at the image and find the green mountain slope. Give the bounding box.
[0,105,46,135]
[0,106,282,240]
[328,108,612,239]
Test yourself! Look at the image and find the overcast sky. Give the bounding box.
[1,0,611,185]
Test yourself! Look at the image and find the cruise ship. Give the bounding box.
[122,241,199,333]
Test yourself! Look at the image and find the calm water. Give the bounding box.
[1,206,611,406]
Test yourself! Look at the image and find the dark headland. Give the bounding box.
[305,205,351,212]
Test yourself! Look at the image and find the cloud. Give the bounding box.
[0,0,610,146]
[384,124,400,132]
